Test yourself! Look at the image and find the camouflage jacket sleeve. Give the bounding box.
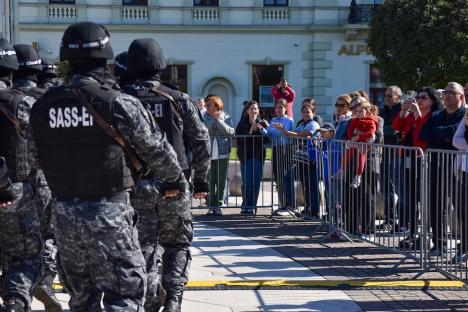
[181,94,211,182]
[27,125,40,170]
[113,93,183,183]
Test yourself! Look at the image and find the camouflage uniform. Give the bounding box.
[29,74,185,312]
[13,78,58,290]
[0,80,43,310]
[130,79,210,310]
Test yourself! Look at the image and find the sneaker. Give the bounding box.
[397,226,410,235]
[213,208,223,216]
[206,209,215,216]
[451,247,468,264]
[274,206,291,216]
[240,208,255,215]
[350,175,361,188]
[376,222,394,232]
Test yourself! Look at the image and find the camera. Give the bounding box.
[258,119,268,128]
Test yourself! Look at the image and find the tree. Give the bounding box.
[368,0,468,90]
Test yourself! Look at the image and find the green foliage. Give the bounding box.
[55,61,70,83]
[368,0,468,90]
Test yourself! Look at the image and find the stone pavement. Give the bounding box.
[194,208,468,311]
[31,207,468,311]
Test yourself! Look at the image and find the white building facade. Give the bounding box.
[15,0,385,123]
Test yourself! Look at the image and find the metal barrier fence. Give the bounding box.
[425,149,468,280]
[194,134,468,281]
[192,135,274,214]
[326,140,426,269]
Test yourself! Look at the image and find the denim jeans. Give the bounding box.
[240,158,263,210]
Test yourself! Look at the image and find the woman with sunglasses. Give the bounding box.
[392,87,442,249]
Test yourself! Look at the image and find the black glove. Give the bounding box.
[0,157,16,202]
[159,177,189,194]
[193,179,209,194]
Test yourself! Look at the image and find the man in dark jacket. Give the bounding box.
[420,82,465,255]
[378,86,403,232]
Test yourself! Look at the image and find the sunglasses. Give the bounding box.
[415,95,429,100]
[443,90,461,96]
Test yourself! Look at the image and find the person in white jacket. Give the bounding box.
[451,83,468,265]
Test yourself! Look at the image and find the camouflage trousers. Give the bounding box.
[32,175,58,279]
[51,194,147,312]
[0,182,43,309]
[132,178,193,309]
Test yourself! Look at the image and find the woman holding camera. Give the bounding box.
[236,101,267,214]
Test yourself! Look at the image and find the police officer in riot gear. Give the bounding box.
[12,44,63,312]
[38,57,63,90]
[0,38,44,312]
[12,44,44,94]
[29,22,187,312]
[126,38,211,312]
[114,51,135,87]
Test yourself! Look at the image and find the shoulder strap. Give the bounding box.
[71,86,146,177]
[149,85,183,117]
[0,91,26,137]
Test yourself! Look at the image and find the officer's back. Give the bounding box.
[29,21,185,312]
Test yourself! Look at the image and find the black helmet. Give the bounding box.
[14,44,42,72]
[60,22,114,61]
[0,38,18,71]
[113,51,128,78]
[40,57,57,77]
[127,38,166,75]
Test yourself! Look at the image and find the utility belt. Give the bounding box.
[55,190,129,204]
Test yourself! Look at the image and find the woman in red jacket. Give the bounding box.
[336,98,378,188]
[392,87,442,249]
[271,77,296,118]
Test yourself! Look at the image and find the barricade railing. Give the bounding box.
[191,135,274,214]
[325,140,427,269]
[270,137,327,221]
[424,149,468,280]
[194,134,468,281]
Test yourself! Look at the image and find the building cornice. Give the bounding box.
[18,23,346,33]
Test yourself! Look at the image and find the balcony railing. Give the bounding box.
[192,7,220,23]
[48,4,77,22]
[121,6,149,23]
[348,4,377,24]
[262,7,289,21]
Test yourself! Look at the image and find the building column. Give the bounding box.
[302,41,333,117]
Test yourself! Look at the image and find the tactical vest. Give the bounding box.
[125,84,188,170]
[30,82,134,199]
[0,89,30,182]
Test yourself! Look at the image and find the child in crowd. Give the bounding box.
[336,98,378,188]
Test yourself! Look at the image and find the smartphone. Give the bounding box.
[403,90,416,102]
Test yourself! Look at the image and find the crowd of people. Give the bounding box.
[199,78,468,265]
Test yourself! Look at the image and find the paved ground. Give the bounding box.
[193,208,468,311]
[31,207,468,311]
